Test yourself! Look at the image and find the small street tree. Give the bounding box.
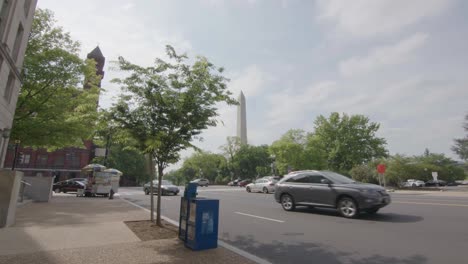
[110,46,236,226]
[12,9,100,149]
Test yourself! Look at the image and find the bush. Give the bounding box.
[349,165,378,184]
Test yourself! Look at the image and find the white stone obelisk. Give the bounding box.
[237,91,247,145]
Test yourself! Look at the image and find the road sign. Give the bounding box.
[432,172,438,181]
[377,164,386,174]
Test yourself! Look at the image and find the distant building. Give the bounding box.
[0,0,38,167]
[237,91,247,145]
[3,47,105,181]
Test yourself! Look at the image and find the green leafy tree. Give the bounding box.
[11,9,100,148]
[219,136,241,179]
[110,46,236,226]
[452,114,468,161]
[232,144,271,179]
[349,164,378,184]
[180,151,227,183]
[313,112,388,173]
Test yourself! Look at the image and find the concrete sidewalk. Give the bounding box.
[0,195,254,264]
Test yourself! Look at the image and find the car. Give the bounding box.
[246,178,277,193]
[53,180,86,193]
[228,179,241,186]
[261,175,281,181]
[402,179,425,187]
[238,179,252,187]
[274,170,391,218]
[425,180,447,187]
[191,178,209,187]
[143,180,179,195]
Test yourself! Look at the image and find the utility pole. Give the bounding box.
[11,140,20,170]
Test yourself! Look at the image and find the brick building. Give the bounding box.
[3,46,105,181]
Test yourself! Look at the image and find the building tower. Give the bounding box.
[237,91,247,145]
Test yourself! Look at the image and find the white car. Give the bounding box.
[246,178,277,193]
[191,178,209,187]
[403,179,425,187]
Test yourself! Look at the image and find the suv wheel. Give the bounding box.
[246,187,251,193]
[145,189,149,195]
[338,197,359,218]
[281,194,295,211]
[263,187,269,194]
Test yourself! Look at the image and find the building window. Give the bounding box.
[0,0,11,38]
[68,152,81,168]
[54,155,65,167]
[20,154,30,164]
[13,23,24,62]
[24,0,32,17]
[37,154,48,166]
[3,71,15,103]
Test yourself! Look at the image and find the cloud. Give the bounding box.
[266,81,337,126]
[316,0,453,36]
[339,33,429,77]
[121,3,134,10]
[228,65,273,97]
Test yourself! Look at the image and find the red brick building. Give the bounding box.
[4,47,105,181]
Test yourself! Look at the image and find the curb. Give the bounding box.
[120,197,272,264]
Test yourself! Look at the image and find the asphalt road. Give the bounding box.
[119,186,468,264]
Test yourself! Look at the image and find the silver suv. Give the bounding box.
[274,170,391,218]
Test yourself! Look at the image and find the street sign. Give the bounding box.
[377,164,386,174]
[432,172,438,181]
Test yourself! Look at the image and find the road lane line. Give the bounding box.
[120,198,272,264]
[393,201,468,207]
[234,212,284,223]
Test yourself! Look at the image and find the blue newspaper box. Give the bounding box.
[179,183,219,251]
[184,198,219,250]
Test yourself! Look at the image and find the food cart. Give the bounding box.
[78,164,122,197]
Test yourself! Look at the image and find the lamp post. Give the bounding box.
[11,140,21,171]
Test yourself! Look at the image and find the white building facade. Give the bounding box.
[0,0,37,167]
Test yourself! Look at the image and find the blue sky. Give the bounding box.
[37,0,468,167]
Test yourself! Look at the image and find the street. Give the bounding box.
[119,186,468,264]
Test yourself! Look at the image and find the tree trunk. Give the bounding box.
[147,154,155,222]
[156,164,164,227]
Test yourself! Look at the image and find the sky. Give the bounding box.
[37,0,468,169]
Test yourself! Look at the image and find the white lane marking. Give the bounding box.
[393,201,468,207]
[234,212,284,223]
[120,198,272,264]
[197,189,245,192]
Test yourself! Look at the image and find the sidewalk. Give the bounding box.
[0,195,254,264]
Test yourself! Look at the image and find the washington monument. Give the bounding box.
[237,91,247,145]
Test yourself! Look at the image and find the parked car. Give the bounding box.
[261,176,281,181]
[53,180,86,193]
[143,180,179,195]
[228,179,241,186]
[246,178,277,193]
[274,170,391,218]
[402,179,425,187]
[191,178,209,187]
[425,180,447,187]
[238,179,252,187]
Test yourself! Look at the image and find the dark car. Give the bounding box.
[274,170,391,218]
[238,179,252,187]
[53,180,86,193]
[425,180,447,187]
[143,180,179,195]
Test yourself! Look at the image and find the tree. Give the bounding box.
[349,164,378,184]
[452,114,468,161]
[11,9,100,149]
[232,144,271,179]
[219,136,241,179]
[180,151,227,183]
[110,46,236,226]
[270,129,326,175]
[313,112,388,173]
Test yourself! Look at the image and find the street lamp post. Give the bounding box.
[11,140,21,171]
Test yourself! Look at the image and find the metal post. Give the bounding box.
[382,173,386,188]
[103,133,111,166]
[11,140,20,170]
[378,173,382,186]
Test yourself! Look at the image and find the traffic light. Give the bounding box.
[17,152,24,164]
